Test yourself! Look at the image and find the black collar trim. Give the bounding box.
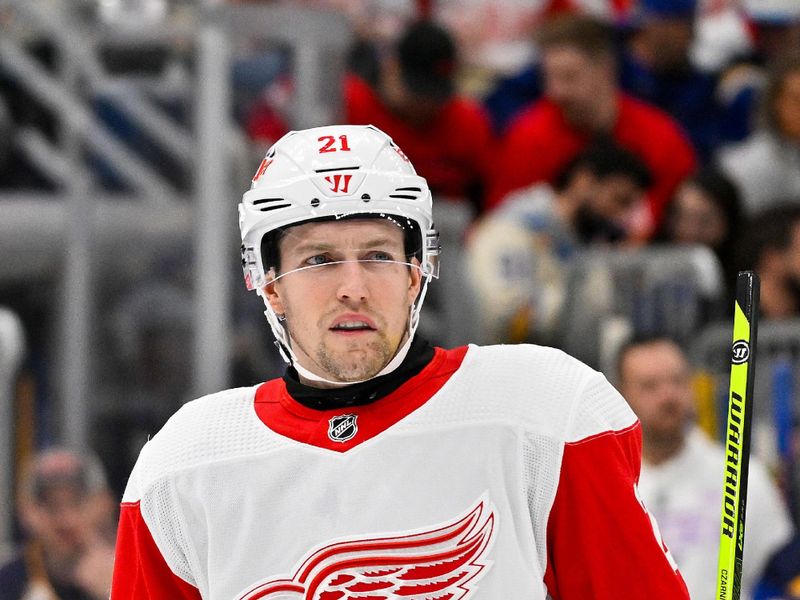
[283,337,435,410]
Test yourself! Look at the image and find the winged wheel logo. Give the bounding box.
[236,496,496,600]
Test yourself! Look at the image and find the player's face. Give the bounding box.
[619,341,694,447]
[265,219,422,384]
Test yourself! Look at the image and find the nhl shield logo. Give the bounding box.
[328,414,358,443]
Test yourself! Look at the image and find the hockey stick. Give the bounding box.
[716,271,760,600]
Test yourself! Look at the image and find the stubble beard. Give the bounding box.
[315,332,395,382]
[285,314,402,382]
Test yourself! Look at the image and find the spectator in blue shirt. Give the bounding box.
[618,0,735,162]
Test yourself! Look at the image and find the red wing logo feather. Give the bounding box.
[237,496,496,600]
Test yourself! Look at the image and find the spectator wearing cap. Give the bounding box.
[344,20,495,213]
[0,448,117,600]
[618,0,739,162]
[489,14,696,238]
[467,139,651,345]
[743,0,800,67]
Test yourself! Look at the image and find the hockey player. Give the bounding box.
[111,124,689,598]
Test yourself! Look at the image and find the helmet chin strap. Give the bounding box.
[292,336,414,387]
[257,274,432,387]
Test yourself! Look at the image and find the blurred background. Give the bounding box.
[1,0,800,596]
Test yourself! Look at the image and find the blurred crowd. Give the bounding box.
[208,0,800,349]
[0,448,116,600]
[3,0,800,598]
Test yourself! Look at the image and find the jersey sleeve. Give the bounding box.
[112,501,201,599]
[543,372,689,599]
[111,444,202,600]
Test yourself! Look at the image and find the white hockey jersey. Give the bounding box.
[112,344,688,599]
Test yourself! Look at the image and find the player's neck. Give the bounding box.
[283,337,435,410]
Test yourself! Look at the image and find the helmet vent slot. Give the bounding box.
[314,166,360,173]
[252,197,291,212]
[389,186,422,200]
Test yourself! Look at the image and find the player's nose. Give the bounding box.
[336,261,370,301]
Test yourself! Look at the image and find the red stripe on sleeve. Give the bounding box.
[112,501,201,600]
[543,422,689,599]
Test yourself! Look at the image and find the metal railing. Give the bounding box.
[0,0,350,496]
[557,245,726,372]
[0,308,26,545]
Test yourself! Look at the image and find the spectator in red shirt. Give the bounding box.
[490,15,697,237]
[344,20,495,213]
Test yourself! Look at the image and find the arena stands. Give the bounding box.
[1,2,799,593]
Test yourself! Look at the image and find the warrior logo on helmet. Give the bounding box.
[323,173,353,194]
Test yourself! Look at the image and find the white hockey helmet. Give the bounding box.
[240,124,439,289]
[239,124,440,368]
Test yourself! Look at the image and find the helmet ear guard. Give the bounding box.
[241,242,264,291]
[424,228,441,279]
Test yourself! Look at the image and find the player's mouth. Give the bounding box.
[329,315,377,335]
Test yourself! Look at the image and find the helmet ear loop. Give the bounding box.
[405,245,434,340]
[257,274,294,365]
[409,272,433,340]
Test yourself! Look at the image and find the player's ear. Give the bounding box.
[407,258,422,303]
[262,269,285,315]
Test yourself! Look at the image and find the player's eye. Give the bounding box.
[366,250,396,262]
[304,254,332,266]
